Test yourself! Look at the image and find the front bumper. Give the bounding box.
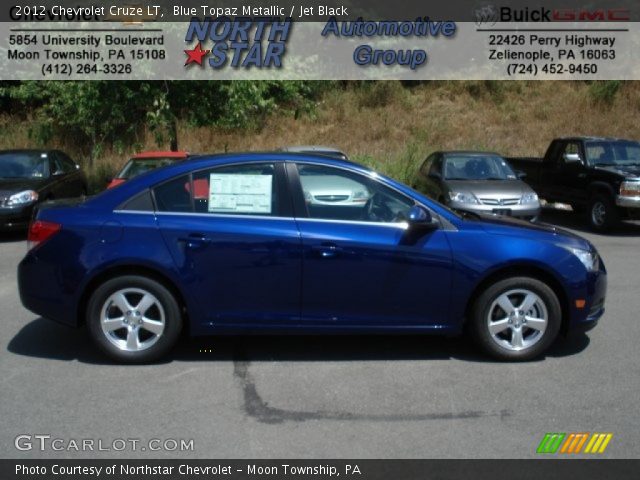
[567,266,607,333]
[448,201,541,220]
[616,195,640,209]
[0,204,34,231]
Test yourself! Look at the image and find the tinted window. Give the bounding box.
[0,152,49,179]
[153,175,192,213]
[56,152,77,173]
[50,155,64,175]
[297,164,414,223]
[120,190,154,211]
[429,156,443,177]
[585,140,640,166]
[192,163,278,216]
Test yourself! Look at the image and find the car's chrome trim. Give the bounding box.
[616,195,640,208]
[295,217,409,229]
[113,210,155,215]
[114,209,412,229]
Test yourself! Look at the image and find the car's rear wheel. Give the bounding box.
[470,277,561,361]
[87,275,182,363]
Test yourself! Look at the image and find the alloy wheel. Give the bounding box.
[486,289,548,351]
[591,201,606,227]
[100,288,166,352]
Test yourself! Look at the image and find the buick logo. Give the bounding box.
[474,4,498,26]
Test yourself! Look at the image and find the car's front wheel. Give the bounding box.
[588,194,619,232]
[470,277,561,361]
[87,275,182,363]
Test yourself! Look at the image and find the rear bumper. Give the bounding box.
[18,252,79,327]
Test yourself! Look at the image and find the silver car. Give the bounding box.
[280,146,366,206]
[414,151,541,221]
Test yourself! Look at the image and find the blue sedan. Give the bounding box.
[18,153,607,362]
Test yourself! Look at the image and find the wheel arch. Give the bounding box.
[77,264,189,329]
[464,263,571,335]
[587,181,615,199]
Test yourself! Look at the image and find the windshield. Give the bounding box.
[585,140,640,167]
[0,152,49,179]
[117,158,177,179]
[443,155,517,181]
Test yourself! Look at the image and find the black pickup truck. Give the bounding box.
[507,137,640,231]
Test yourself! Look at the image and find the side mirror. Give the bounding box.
[563,152,582,164]
[407,205,438,231]
[516,170,527,179]
[52,169,65,176]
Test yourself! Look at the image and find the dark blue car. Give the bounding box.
[18,153,607,363]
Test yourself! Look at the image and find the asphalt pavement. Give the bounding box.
[1,209,639,459]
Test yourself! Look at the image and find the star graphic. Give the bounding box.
[184,42,210,66]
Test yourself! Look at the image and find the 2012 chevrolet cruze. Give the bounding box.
[18,153,607,363]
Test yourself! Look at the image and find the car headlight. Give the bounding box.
[448,191,479,205]
[520,192,539,204]
[6,190,38,207]
[620,181,640,197]
[567,247,600,272]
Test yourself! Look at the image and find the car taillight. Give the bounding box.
[27,220,61,250]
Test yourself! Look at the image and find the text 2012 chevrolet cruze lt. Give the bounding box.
[18,153,607,363]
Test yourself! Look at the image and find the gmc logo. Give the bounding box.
[552,9,630,21]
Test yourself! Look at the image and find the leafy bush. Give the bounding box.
[0,80,326,166]
[588,81,621,105]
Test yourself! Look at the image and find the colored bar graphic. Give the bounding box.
[537,433,566,454]
[560,433,589,454]
[584,433,613,454]
[537,433,613,454]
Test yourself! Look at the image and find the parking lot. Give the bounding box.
[1,209,639,459]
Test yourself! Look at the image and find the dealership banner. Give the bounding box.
[3,459,640,480]
[1,0,640,79]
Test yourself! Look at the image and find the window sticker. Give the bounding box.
[208,174,273,214]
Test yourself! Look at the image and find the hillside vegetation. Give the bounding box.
[1,81,639,191]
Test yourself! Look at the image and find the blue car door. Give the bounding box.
[153,162,302,330]
[289,162,453,328]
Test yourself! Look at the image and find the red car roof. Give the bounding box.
[132,151,189,159]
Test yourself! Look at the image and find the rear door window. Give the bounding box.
[192,163,279,216]
[152,163,282,216]
[153,175,192,213]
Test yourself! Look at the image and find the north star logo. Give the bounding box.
[184,42,209,66]
[183,17,292,69]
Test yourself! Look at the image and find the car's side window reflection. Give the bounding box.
[297,164,414,223]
